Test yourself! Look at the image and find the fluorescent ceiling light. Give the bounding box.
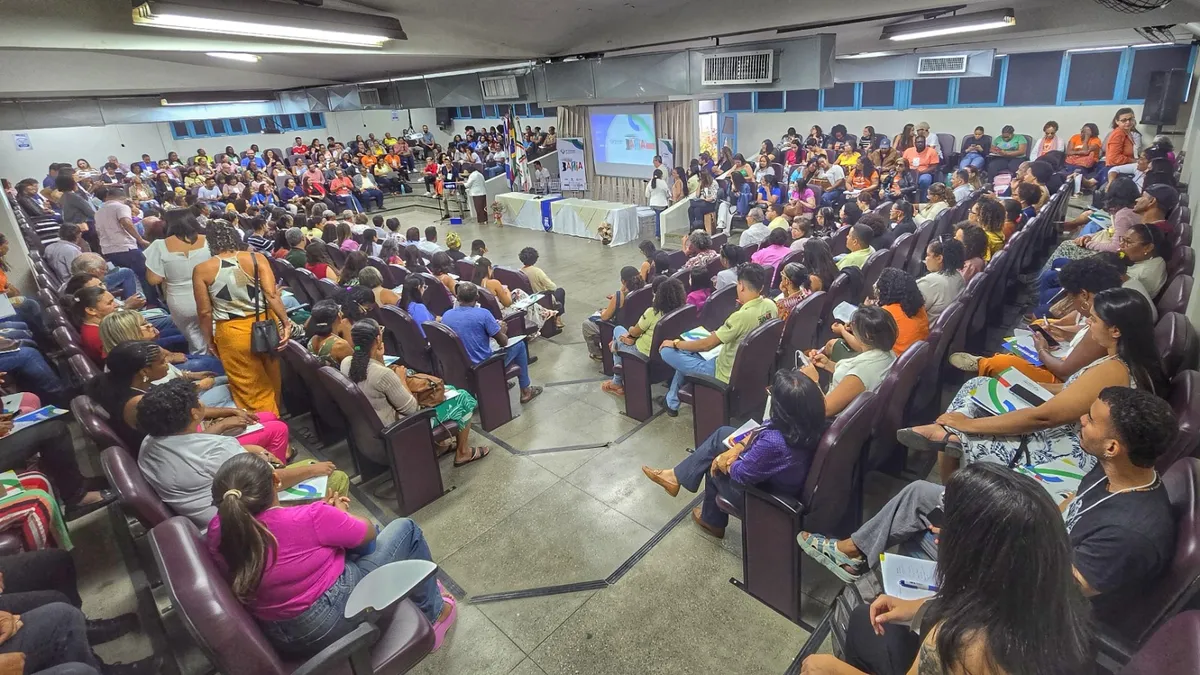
[161,98,271,106]
[133,0,405,48]
[359,61,537,85]
[838,51,898,60]
[882,8,1015,42]
[206,52,260,63]
[1066,44,1152,53]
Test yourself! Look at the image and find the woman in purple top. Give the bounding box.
[205,453,458,658]
[641,369,825,538]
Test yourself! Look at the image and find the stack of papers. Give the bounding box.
[1002,331,1043,366]
[1015,456,1087,502]
[511,293,546,312]
[139,308,168,320]
[723,419,762,448]
[680,328,722,361]
[969,367,1054,415]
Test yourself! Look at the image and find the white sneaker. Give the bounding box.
[424,191,432,197]
[948,352,981,373]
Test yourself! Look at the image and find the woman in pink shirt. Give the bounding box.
[206,453,457,658]
[750,227,792,277]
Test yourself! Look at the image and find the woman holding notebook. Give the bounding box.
[897,288,1164,481]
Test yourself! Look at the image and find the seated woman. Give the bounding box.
[67,285,210,370]
[378,237,403,266]
[0,233,47,340]
[474,257,514,309]
[343,319,486,466]
[206,452,456,658]
[801,305,898,417]
[1121,221,1169,298]
[686,268,713,308]
[582,266,644,361]
[304,239,340,281]
[640,369,825,539]
[801,238,838,293]
[915,237,966,323]
[136,378,346,529]
[306,300,353,367]
[798,464,1092,675]
[750,226,792,274]
[602,277,685,396]
[337,250,369,287]
[90,341,293,463]
[358,266,399,307]
[899,287,1164,480]
[428,252,457,294]
[99,309,234,409]
[714,244,749,291]
[870,268,929,354]
[775,262,813,323]
[955,223,988,282]
[637,240,658,282]
[399,275,436,334]
[915,182,954,225]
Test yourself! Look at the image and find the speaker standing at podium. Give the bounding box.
[465,167,488,223]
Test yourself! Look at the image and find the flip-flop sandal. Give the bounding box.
[896,427,962,454]
[431,594,457,651]
[520,385,544,403]
[796,532,865,584]
[453,446,491,467]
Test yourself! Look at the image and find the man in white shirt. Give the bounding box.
[651,155,664,181]
[465,167,488,223]
[815,155,846,207]
[196,177,224,208]
[738,207,770,247]
[533,161,551,194]
[916,122,943,159]
[416,226,443,256]
[951,169,972,204]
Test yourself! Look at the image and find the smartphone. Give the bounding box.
[1029,323,1060,349]
[1010,384,1050,407]
[926,508,944,529]
[795,349,812,368]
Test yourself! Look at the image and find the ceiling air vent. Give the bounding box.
[702,50,775,86]
[480,75,521,100]
[358,87,381,107]
[917,55,969,76]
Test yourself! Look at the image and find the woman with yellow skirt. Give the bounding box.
[193,220,293,415]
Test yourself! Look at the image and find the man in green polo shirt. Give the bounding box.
[836,223,875,270]
[659,263,778,416]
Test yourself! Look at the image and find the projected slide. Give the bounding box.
[589,104,657,179]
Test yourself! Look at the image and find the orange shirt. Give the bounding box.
[1065,134,1102,168]
[849,170,879,190]
[902,147,939,173]
[884,303,929,356]
[384,154,403,169]
[359,154,377,169]
[1105,129,1134,167]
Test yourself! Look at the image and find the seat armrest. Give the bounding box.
[1093,628,1134,666]
[622,350,652,366]
[291,622,380,675]
[743,482,804,517]
[684,372,729,393]
[684,372,731,447]
[344,559,439,621]
[381,407,439,437]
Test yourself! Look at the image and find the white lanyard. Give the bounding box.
[1063,472,1158,532]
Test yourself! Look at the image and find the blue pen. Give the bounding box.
[899,579,939,592]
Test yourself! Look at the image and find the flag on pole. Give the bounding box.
[504,110,531,192]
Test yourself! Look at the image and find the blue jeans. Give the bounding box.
[335,193,364,213]
[1033,258,1070,317]
[958,153,985,170]
[610,326,642,386]
[503,340,531,389]
[12,297,46,341]
[180,353,225,376]
[0,347,64,400]
[821,188,844,207]
[359,189,384,210]
[103,249,159,307]
[147,314,190,354]
[916,173,934,201]
[199,380,235,408]
[674,425,744,529]
[660,346,717,411]
[260,518,442,659]
[105,267,138,301]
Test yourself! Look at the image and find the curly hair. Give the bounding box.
[929,237,966,273]
[956,223,988,260]
[136,378,200,437]
[874,267,925,318]
[206,220,244,255]
[975,198,1006,233]
[1098,386,1176,468]
[518,247,540,266]
[653,277,686,315]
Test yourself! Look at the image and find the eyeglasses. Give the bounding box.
[1119,117,1135,123]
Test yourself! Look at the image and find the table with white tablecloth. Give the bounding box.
[496,192,563,232]
[549,198,640,247]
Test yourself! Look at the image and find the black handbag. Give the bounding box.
[249,252,281,354]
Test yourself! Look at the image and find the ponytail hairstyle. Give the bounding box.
[211,453,278,604]
[347,318,381,383]
[472,256,493,285]
[651,169,662,189]
[400,275,424,311]
[620,265,646,292]
[67,285,109,326]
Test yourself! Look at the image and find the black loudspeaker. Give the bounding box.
[435,107,452,128]
[1142,69,1188,127]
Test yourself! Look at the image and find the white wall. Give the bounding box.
[731,104,1163,160]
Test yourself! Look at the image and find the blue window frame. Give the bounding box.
[167,113,324,140]
[1061,49,1127,105]
[907,78,953,109]
[754,91,784,112]
[820,82,858,110]
[725,92,753,112]
[955,56,1006,107]
[1126,44,1196,102]
[860,81,898,109]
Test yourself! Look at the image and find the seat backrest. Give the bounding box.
[291,267,325,305]
[149,517,288,675]
[420,273,455,317]
[1158,275,1193,317]
[866,340,932,470]
[316,366,390,466]
[367,256,397,287]
[828,224,851,256]
[67,353,100,384]
[778,291,828,366]
[1120,610,1200,675]
[423,321,473,391]
[492,266,532,293]
[278,339,346,428]
[888,230,917,266]
[620,285,654,328]
[477,286,504,320]
[454,259,476,280]
[802,391,878,536]
[1156,312,1199,380]
[819,270,859,335]
[70,394,132,453]
[379,306,434,374]
[711,232,728,248]
[101,446,173,529]
[1168,246,1195,282]
[670,267,692,294]
[666,250,688,273]
[726,319,786,419]
[934,133,955,159]
[646,305,701,370]
[859,248,890,293]
[700,284,738,331]
[1105,457,1200,645]
[326,245,347,268]
[1163,371,1200,472]
[770,249,806,289]
[905,220,936,277]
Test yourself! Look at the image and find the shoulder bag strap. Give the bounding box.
[250,251,263,321]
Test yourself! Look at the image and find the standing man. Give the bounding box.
[464,166,488,224]
[93,187,157,306]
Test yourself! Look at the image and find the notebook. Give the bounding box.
[723,419,761,449]
[680,328,723,361]
[832,301,857,325]
[880,553,938,601]
[11,406,69,434]
[968,367,1054,415]
[278,476,329,503]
